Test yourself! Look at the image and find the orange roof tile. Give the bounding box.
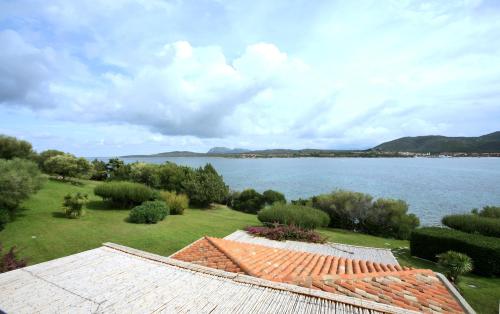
[172,237,465,314]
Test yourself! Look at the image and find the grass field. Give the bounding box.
[0,179,498,313]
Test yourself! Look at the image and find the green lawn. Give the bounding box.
[0,179,498,313]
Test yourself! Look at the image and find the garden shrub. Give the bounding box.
[473,206,500,219]
[0,158,44,223]
[311,191,419,239]
[94,181,156,207]
[232,189,266,214]
[442,214,500,238]
[128,201,169,224]
[245,225,326,243]
[63,192,88,218]
[311,190,372,229]
[410,227,500,276]
[258,203,330,230]
[182,164,228,207]
[0,244,26,273]
[364,198,419,240]
[436,251,473,283]
[263,190,286,205]
[160,191,189,215]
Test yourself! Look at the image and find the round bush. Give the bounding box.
[442,214,500,238]
[94,182,156,207]
[129,201,169,224]
[258,203,330,229]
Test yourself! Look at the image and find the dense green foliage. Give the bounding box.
[312,190,373,229]
[128,201,169,224]
[37,150,65,171]
[410,227,500,276]
[437,251,473,283]
[311,191,419,239]
[442,214,500,238]
[258,203,330,229]
[373,131,500,153]
[0,135,36,160]
[62,193,88,218]
[107,158,132,181]
[182,164,228,207]
[94,181,156,207]
[263,189,286,205]
[0,159,44,229]
[43,154,91,179]
[245,225,326,243]
[231,189,266,214]
[89,159,108,181]
[473,206,500,219]
[160,191,189,215]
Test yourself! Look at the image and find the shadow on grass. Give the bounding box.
[51,212,67,219]
[85,200,132,211]
[48,177,85,186]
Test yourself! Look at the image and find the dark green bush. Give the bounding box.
[310,191,419,239]
[129,201,169,224]
[442,214,500,237]
[258,203,330,230]
[94,182,156,207]
[232,189,266,214]
[182,164,228,207]
[312,190,372,229]
[0,134,36,160]
[263,190,286,205]
[0,158,44,213]
[473,206,500,219]
[410,227,500,276]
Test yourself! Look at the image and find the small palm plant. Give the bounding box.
[436,251,473,283]
[63,192,88,218]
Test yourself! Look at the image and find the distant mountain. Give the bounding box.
[207,147,251,154]
[373,131,500,153]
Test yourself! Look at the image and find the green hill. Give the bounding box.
[373,131,500,153]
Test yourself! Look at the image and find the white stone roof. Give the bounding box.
[224,230,399,265]
[0,243,413,314]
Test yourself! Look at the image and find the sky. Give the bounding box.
[1,0,499,156]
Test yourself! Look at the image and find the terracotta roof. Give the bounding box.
[172,237,466,314]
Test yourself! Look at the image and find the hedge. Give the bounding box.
[410,227,500,276]
[442,214,500,238]
[94,181,156,207]
[258,203,330,230]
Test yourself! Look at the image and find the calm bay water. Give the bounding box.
[99,157,500,225]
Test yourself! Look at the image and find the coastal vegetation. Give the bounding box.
[442,213,500,237]
[257,203,330,230]
[128,201,169,224]
[0,179,498,313]
[437,251,473,284]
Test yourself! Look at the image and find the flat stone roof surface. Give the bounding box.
[225,230,399,265]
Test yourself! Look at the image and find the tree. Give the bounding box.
[43,154,90,179]
[0,135,36,160]
[90,159,108,181]
[106,158,131,181]
[232,189,266,214]
[0,158,44,229]
[129,162,161,188]
[437,251,473,283]
[183,164,228,207]
[263,190,286,205]
[37,149,65,171]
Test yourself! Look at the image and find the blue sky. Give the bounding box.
[1,0,499,156]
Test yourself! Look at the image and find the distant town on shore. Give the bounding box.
[122,131,500,158]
